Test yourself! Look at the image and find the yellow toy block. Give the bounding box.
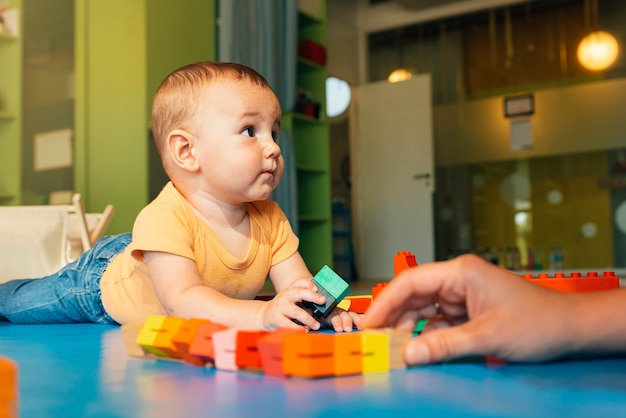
[360,330,390,374]
[337,299,351,311]
[136,315,185,359]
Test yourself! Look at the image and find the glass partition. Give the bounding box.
[435,148,626,270]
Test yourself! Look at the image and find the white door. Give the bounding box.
[352,75,434,281]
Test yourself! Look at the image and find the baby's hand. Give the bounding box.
[322,308,362,332]
[259,278,325,331]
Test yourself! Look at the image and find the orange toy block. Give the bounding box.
[235,330,269,370]
[360,330,390,374]
[372,283,388,300]
[282,333,335,378]
[523,271,619,292]
[344,296,372,314]
[171,318,212,366]
[212,328,242,371]
[136,315,186,359]
[393,251,418,276]
[0,357,18,418]
[257,328,306,377]
[188,322,228,365]
[333,333,362,376]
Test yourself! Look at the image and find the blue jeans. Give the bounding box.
[0,233,131,324]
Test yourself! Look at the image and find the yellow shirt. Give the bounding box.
[100,182,299,324]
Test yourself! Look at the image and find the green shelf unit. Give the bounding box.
[290,2,332,274]
[0,0,22,206]
[75,0,216,233]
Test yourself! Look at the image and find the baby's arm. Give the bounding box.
[145,250,326,330]
[269,253,361,332]
[145,251,267,328]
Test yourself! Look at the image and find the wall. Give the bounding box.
[75,0,215,233]
[434,77,626,166]
[327,1,359,84]
[327,1,359,208]
[22,0,74,204]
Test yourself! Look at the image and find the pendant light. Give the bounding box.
[577,0,619,71]
[388,29,412,83]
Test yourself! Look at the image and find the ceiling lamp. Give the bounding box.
[577,0,620,71]
[577,31,619,71]
[387,68,412,83]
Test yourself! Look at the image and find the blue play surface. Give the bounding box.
[2,323,626,417]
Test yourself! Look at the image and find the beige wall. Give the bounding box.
[435,77,626,166]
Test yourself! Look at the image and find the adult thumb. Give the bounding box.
[404,324,481,365]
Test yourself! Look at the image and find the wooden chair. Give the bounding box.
[0,194,114,283]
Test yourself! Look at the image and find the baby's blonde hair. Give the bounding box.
[151,61,271,169]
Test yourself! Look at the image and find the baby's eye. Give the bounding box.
[272,130,279,142]
[242,127,255,137]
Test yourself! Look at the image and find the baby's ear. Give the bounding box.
[167,129,199,172]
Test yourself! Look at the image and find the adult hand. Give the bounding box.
[362,254,586,365]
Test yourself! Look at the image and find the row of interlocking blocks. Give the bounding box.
[522,271,620,292]
[122,315,411,378]
[338,251,419,315]
[121,262,411,378]
[0,357,18,418]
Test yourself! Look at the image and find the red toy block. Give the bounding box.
[282,333,335,378]
[235,330,269,370]
[187,322,228,365]
[345,296,372,314]
[257,328,306,377]
[523,271,619,292]
[0,357,18,418]
[333,333,362,376]
[394,251,418,276]
[372,282,388,300]
[171,318,212,366]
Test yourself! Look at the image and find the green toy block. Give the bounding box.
[301,265,350,319]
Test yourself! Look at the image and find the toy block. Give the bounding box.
[122,322,151,358]
[360,330,390,374]
[235,330,269,370]
[394,251,418,276]
[413,319,429,336]
[135,315,186,359]
[257,328,306,377]
[171,318,212,366]
[0,357,18,418]
[300,265,350,319]
[187,322,228,365]
[345,296,372,314]
[522,271,619,292]
[380,329,412,370]
[372,283,388,300]
[333,333,362,376]
[213,328,245,371]
[337,298,351,311]
[282,333,335,378]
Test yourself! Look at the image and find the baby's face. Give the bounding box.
[191,79,284,205]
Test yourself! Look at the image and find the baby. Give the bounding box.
[0,61,360,333]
